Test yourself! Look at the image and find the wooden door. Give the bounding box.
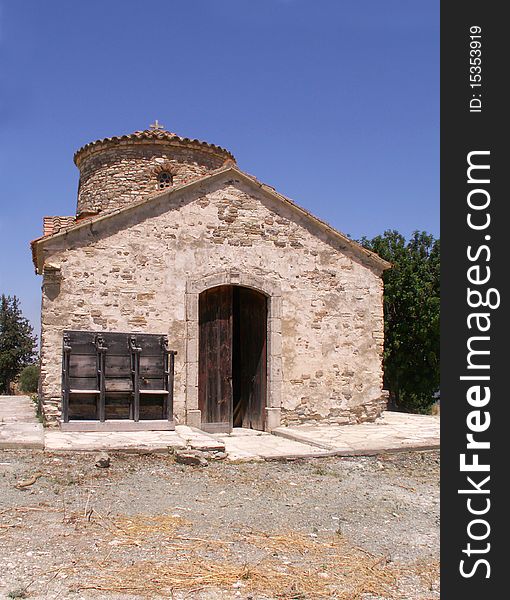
[236,287,267,430]
[198,286,233,432]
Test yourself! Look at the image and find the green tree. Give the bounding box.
[0,295,38,394]
[360,231,440,413]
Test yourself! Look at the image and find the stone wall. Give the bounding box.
[76,142,232,217]
[38,173,386,427]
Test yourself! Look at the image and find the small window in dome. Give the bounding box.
[157,172,173,189]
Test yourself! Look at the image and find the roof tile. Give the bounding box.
[74,128,235,165]
[43,216,76,237]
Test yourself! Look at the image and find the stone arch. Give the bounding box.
[185,270,282,431]
[152,162,177,190]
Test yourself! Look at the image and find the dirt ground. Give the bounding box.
[0,449,439,600]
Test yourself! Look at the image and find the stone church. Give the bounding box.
[31,122,390,432]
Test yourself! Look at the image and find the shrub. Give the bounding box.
[18,364,39,394]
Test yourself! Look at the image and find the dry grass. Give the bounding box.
[114,514,189,538]
[70,514,439,599]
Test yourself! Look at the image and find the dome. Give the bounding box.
[74,122,236,218]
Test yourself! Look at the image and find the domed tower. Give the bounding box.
[73,121,236,219]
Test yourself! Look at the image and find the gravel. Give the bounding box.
[0,449,439,599]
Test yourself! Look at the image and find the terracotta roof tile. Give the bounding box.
[74,128,235,165]
[43,216,76,237]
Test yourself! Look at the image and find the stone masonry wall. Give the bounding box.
[39,174,386,426]
[76,142,231,217]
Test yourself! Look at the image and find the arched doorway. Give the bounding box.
[198,285,267,433]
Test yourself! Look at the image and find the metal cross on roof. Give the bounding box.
[149,119,165,131]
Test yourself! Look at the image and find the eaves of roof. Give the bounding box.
[74,129,235,166]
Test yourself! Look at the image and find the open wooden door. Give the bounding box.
[234,287,267,430]
[198,285,267,433]
[198,286,233,432]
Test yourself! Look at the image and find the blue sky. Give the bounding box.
[0,0,439,333]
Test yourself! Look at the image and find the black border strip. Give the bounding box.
[441,2,506,595]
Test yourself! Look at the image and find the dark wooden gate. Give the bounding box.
[62,330,176,428]
[199,285,267,433]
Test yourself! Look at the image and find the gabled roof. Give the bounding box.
[31,165,391,274]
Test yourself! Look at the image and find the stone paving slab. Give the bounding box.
[1,396,439,459]
[0,408,38,422]
[0,395,38,422]
[273,411,440,455]
[214,428,334,461]
[44,430,187,453]
[44,426,227,454]
[175,425,226,451]
[0,395,44,449]
[0,423,45,449]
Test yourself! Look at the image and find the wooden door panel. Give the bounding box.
[198,286,233,431]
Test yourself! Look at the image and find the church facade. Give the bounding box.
[31,123,390,432]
